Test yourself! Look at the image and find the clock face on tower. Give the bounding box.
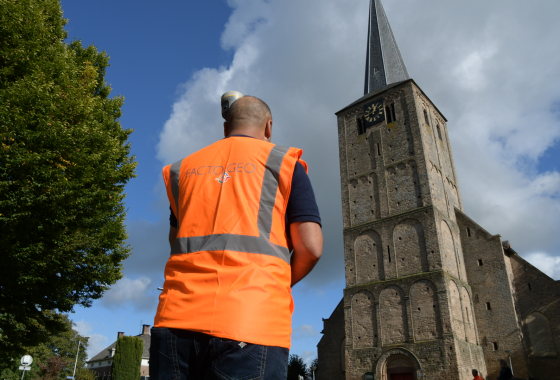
[363,98,385,127]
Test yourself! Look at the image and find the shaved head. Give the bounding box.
[226,96,272,133]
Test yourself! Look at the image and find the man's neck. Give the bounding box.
[227,128,265,140]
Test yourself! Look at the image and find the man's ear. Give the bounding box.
[224,122,229,138]
[264,119,272,141]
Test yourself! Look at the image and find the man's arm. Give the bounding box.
[169,226,177,248]
[290,221,323,287]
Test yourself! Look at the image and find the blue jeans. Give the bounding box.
[149,327,289,380]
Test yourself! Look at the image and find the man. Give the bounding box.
[497,359,514,380]
[150,95,323,380]
[472,369,483,380]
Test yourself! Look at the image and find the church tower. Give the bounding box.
[334,0,487,378]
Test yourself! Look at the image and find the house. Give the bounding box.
[86,324,151,380]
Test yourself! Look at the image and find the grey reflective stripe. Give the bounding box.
[169,159,183,229]
[257,145,290,239]
[172,234,290,264]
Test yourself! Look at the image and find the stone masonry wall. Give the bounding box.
[338,81,432,231]
[456,210,529,379]
[333,80,487,380]
[317,300,346,380]
[342,265,486,380]
[508,251,560,379]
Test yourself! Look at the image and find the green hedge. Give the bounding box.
[111,337,143,380]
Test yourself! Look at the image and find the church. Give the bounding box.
[316,1,560,379]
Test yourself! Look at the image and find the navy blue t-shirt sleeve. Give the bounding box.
[286,161,321,227]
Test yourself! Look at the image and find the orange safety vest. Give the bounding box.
[154,136,307,349]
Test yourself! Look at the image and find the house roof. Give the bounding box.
[88,333,151,362]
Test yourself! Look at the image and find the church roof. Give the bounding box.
[363,0,410,95]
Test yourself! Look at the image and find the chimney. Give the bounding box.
[142,325,151,335]
[117,332,124,339]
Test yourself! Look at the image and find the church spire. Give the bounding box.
[364,0,410,95]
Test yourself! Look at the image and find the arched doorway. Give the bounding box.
[386,355,415,380]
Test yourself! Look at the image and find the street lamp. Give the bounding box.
[310,365,317,380]
[72,338,88,380]
[505,350,514,376]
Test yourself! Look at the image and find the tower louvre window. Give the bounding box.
[436,124,443,141]
[357,117,366,135]
[423,110,429,126]
[386,103,396,123]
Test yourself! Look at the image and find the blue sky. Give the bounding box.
[60,0,560,364]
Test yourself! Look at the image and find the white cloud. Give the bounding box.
[293,324,320,340]
[86,334,110,361]
[73,319,109,360]
[100,276,158,311]
[156,0,560,286]
[301,350,317,367]
[523,252,560,280]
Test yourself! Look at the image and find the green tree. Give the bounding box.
[287,354,307,380]
[75,367,96,380]
[37,355,72,380]
[0,314,89,380]
[111,336,143,380]
[0,0,136,362]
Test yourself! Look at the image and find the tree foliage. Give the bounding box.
[37,355,72,380]
[0,314,89,380]
[111,336,143,380]
[287,354,308,380]
[0,0,136,360]
[75,367,96,380]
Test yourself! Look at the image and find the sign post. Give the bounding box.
[19,355,33,380]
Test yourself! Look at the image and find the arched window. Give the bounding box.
[526,312,557,357]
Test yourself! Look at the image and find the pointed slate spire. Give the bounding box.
[364,0,410,95]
